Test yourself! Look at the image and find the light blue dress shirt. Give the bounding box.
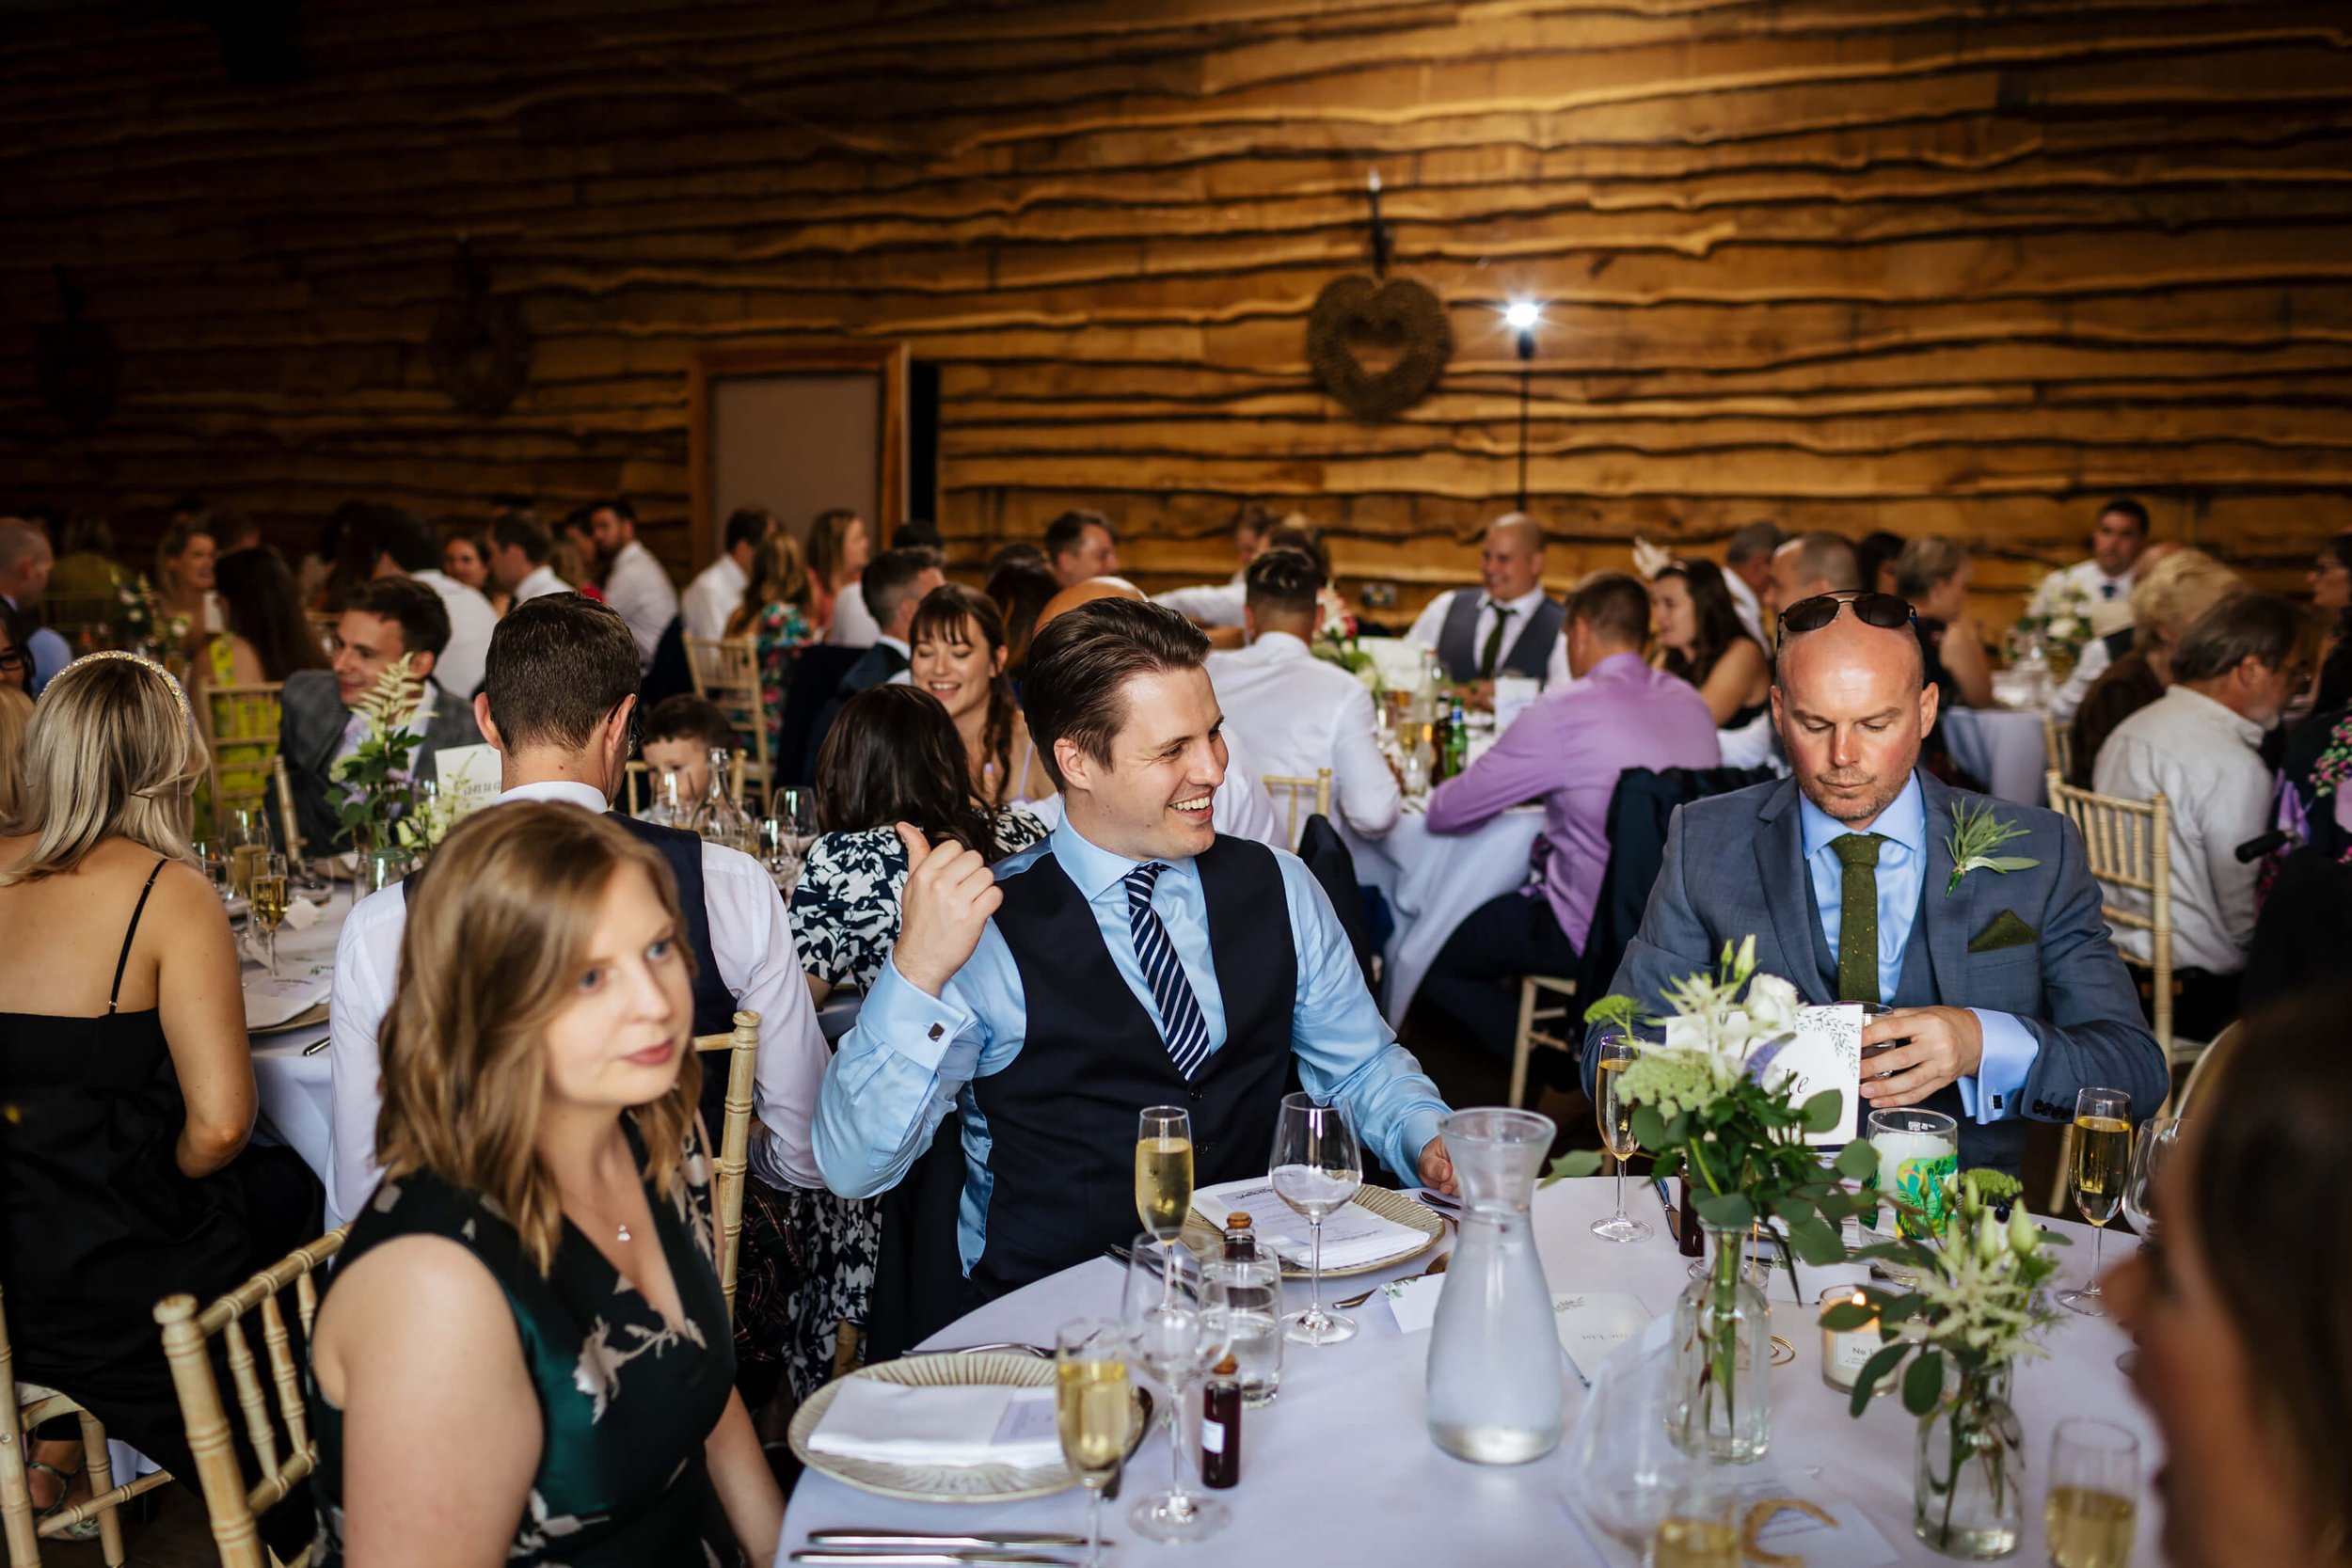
[815,816,1454,1272]
[1798,773,2035,1123]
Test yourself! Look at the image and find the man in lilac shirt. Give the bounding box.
[1420,572,1721,1061]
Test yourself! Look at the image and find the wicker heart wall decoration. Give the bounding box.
[1307,274,1452,421]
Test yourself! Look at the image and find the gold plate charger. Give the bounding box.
[250,1001,329,1037]
[1182,1185,1442,1279]
[788,1352,1152,1503]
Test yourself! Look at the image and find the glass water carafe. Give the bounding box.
[694,746,752,852]
[1425,1107,1563,1465]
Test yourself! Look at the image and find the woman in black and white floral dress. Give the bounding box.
[781,685,1045,1399]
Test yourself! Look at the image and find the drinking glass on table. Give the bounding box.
[1120,1238,1231,1543]
[1055,1318,1130,1568]
[2043,1418,2139,1568]
[248,851,290,976]
[191,837,232,909]
[226,807,270,899]
[1269,1090,1361,1346]
[1136,1105,1195,1246]
[2059,1086,2132,1316]
[1590,1035,1651,1243]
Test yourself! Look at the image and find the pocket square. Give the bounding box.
[1968,910,2040,954]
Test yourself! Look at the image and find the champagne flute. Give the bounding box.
[2058,1086,2132,1316]
[1055,1318,1129,1568]
[248,851,290,977]
[2043,1417,2138,1568]
[191,837,232,909]
[1120,1238,1231,1543]
[1591,1035,1651,1243]
[1269,1091,1361,1346]
[227,806,270,901]
[1136,1107,1195,1243]
[2119,1117,2175,1241]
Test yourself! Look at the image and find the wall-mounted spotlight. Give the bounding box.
[1503,301,1543,508]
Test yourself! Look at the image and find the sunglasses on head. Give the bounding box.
[1777,592,1915,637]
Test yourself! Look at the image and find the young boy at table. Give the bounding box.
[639,692,739,812]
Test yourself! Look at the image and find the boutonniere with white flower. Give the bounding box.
[1945,800,2039,896]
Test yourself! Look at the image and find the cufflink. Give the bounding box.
[927,1022,945,1042]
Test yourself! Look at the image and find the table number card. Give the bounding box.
[435,743,499,821]
[1772,1004,1866,1145]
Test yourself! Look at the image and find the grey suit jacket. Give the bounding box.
[278,670,485,854]
[1584,769,2166,1173]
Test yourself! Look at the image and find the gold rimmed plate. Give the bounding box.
[1182,1185,1443,1279]
[249,1001,329,1037]
[788,1352,1152,1503]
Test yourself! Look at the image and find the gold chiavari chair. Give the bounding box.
[690,1010,760,1322]
[2,1285,172,1567]
[202,682,284,832]
[685,637,773,807]
[152,1226,351,1568]
[2040,711,2074,786]
[1507,974,1582,1111]
[1259,768,1332,850]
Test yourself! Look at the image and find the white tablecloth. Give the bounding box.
[782,1179,2162,1565]
[248,886,358,1189]
[1342,805,1544,1028]
[1942,707,2050,808]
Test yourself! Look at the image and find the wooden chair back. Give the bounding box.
[2041,711,2074,786]
[152,1226,351,1568]
[4,1286,174,1566]
[685,636,773,805]
[2046,772,2173,1053]
[1260,768,1332,850]
[690,1010,760,1322]
[1508,974,1581,1110]
[202,681,284,829]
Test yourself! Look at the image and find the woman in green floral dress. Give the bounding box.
[306,804,782,1565]
[726,533,816,768]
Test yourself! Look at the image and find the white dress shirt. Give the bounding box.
[1153,573,1248,627]
[322,779,831,1227]
[2090,685,2271,975]
[600,540,680,669]
[1405,584,1570,688]
[408,568,497,699]
[510,562,567,604]
[1206,631,1402,839]
[826,580,881,648]
[1724,569,1767,647]
[2029,558,2138,639]
[682,553,749,641]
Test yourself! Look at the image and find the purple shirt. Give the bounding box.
[1425,652,1722,950]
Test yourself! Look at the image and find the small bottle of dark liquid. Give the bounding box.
[1677,1176,1705,1259]
[1222,1212,1258,1261]
[1201,1355,1241,1488]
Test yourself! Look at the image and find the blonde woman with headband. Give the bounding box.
[306,803,782,1566]
[0,652,323,1553]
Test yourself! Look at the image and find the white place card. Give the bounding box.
[1552,1291,1653,1385]
[1751,1501,1900,1568]
[1773,1004,1866,1145]
[435,743,500,819]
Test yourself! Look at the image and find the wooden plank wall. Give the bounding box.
[5,0,2350,623]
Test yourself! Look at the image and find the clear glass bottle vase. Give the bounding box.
[1668,1220,1771,1464]
[1424,1107,1561,1465]
[1915,1362,2024,1560]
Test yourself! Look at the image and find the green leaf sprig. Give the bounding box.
[1945,799,2038,895]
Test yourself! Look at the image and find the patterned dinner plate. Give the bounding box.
[1183,1184,1443,1279]
[788,1352,1152,1503]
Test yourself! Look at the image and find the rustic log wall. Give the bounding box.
[6,0,2351,621]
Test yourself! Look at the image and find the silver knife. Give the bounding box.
[807,1534,1089,1550]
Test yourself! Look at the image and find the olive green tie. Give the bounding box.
[1478,603,1516,680]
[1831,832,1883,1004]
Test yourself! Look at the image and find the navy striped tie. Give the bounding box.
[1124,862,1213,1080]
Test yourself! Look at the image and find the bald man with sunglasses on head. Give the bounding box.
[1585,590,2165,1175]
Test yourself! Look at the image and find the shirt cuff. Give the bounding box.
[1396,1109,1448,1184]
[1958,1010,2036,1123]
[862,956,976,1074]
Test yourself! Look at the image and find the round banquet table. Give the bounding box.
[780,1178,2161,1565]
[1940,707,2051,808]
[1342,803,1544,1029]
[246,883,358,1189]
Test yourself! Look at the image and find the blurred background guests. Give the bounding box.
[726,531,816,767]
[907,584,1036,809]
[1407,512,1567,689]
[1720,519,1783,644]
[1154,501,1277,628]
[492,512,567,606]
[809,508,874,645]
[307,805,782,1564]
[2092,592,2318,1038]
[555,505,605,597]
[1041,508,1120,589]
[1647,558,1773,769]
[0,518,69,692]
[2109,991,2352,1568]
[2067,547,2241,786]
[0,653,320,1554]
[1761,531,1860,624]
[0,683,29,819]
[46,515,132,606]
[0,599,31,697]
[1896,536,1994,710]
[983,555,1059,683]
[370,505,495,700]
[587,498,676,673]
[199,546,330,691]
[1208,546,1401,839]
[686,506,775,642]
[1855,529,1905,599]
[638,693,738,813]
[441,530,507,617]
[151,515,221,637]
[2310,532,2351,680]
[207,510,262,556]
[2028,496,2153,639]
[805,548,947,765]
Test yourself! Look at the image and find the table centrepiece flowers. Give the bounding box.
[1552,937,1879,1463]
[332,652,439,878]
[1828,1169,2069,1559]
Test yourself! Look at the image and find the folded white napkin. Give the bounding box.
[244,974,330,1031]
[805,1380,1063,1469]
[282,895,322,931]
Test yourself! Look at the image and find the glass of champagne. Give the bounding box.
[227,806,270,902]
[1054,1318,1129,1568]
[1269,1091,1361,1346]
[191,838,233,909]
[2059,1086,2132,1316]
[1136,1106,1194,1246]
[2043,1418,2138,1568]
[1120,1238,1231,1543]
[248,851,291,977]
[1591,1035,1650,1243]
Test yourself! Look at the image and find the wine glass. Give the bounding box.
[1054,1318,1129,1568]
[1590,1035,1650,1243]
[226,806,270,901]
[2058,1086,2132,1316]
[191,837,232,909]
[1120,1237,1231,1543]
[2043,1418,2139,1568]
[1269,1091,1361,1346]
[1136,1107,1194,1243]
[248,851,290,976]
[2120,1116,2175,1241]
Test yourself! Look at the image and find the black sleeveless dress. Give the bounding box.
[308,1120,742,1565]
[0,858,319,1548]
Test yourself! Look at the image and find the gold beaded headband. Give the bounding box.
[55,650,202,799]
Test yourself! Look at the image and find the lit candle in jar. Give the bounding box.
[1819,1286,1883,1394]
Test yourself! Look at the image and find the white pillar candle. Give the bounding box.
[1818,1286,1883,1393]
